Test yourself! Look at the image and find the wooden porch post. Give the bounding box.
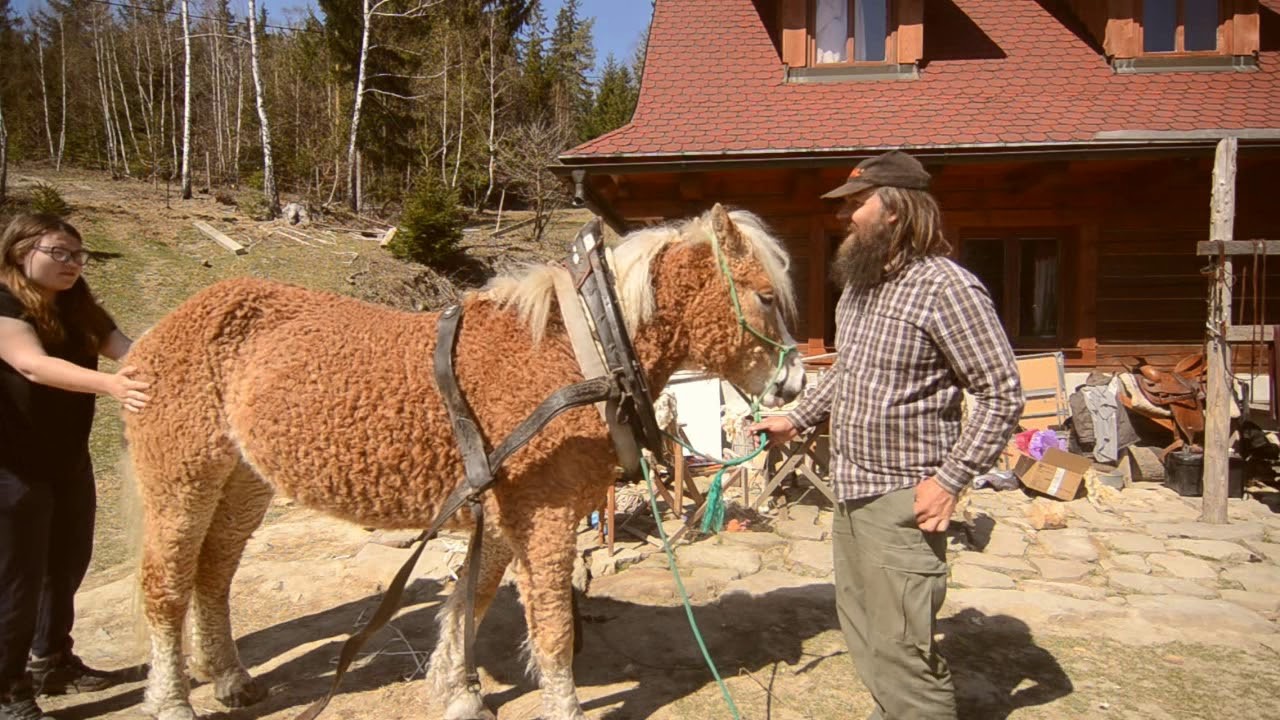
[1202,137,1238,525]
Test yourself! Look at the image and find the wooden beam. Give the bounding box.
[1231,0,1261,56]
[1196,240,1280,256]
[193,221,247,255]
[1227,325,1274,342]
[1202,137,1238,525]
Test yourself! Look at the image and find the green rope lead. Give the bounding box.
[642,456,742,720]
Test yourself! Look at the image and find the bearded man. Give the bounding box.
[750,150,1023,720]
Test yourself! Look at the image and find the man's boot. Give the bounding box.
[28,652,120,695]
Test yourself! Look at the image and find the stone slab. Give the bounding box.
[981,526,1029,557]
[675,544,762,577]
[1018,580,1108,601]
[1031,557,1094,582]
[1123,595,1275,638]
[1108,571,1217,598]
[1169,538,1257,563]
[950,565,1016,589]
[721,570,830,599]
[1221,589,1280,615]
[951,551,1034,574]
[718,531,789,549]
[1146,522,1266,543]
[1148,553,1218,581]
[1036,531,1099,562]
[788,540,834,575]
[1241,539,1280,564]
[1101,555,1151,574]
[1221,564,1280,595]
[774,518,827,541]
[1098,532,1166,554]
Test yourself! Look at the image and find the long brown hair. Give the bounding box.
[0,213,114,353]
[876,186,952,279]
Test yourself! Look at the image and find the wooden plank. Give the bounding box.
[1231,0,1260,55]
[193,221,247,255]
[780,0,807,67]
[379,227,398,247]
[1227,325,1274,342]
[896,0,924,64]
[1203,137,1237,525]
[1196,240,1280,256]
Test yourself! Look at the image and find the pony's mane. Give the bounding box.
[483,209,796,344]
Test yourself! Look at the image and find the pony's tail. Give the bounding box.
[118,447,153,657]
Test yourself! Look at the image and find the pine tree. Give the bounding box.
[582,53,636,140]
[517,0,552,122]
[547,0,593,137]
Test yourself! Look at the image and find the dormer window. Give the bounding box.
[814,0,889,64]
[779,0,922,81]
[1142,0,1219,54]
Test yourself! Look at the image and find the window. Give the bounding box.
[959,232,1064,346]
[812,0,890,65]
[1143,0,1220,54]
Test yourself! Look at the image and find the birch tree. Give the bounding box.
[247,0,278,214]
[180,0,192,198]
[0,93,8,204]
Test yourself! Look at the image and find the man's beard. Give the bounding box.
[830,218,892,291]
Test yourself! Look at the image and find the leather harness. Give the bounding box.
[295,218,664,720]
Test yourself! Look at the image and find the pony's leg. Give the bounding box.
[188,465,273,709]
[512,510,586,720]
[426,517,513,720]
[138,459,233,720]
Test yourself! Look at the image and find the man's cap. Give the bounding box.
[821,150,932,199]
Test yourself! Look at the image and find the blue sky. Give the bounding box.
[10,0,654,74]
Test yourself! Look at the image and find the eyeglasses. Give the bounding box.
[34,246,90,266]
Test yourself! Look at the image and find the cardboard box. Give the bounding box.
[1013,447,1091,501]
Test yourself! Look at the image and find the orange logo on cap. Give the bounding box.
[848,168,864,180]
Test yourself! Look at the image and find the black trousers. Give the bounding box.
[0,459,96,693]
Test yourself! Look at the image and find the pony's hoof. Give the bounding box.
[215,676,267,708]
[443,694,494,720]
[156,707,199,720]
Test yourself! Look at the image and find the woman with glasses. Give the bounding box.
[0,213,150,720]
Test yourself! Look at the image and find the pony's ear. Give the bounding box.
[711,203,749,258]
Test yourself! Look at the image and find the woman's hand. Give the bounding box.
[109,365,151,413]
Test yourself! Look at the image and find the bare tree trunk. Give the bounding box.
[133,29,157,181]
[233,39,244,185]
[345,0,373,212]
[440,38,448,183]
[247,0,279,215]
[36,31,56,163]
[451,38,464,189]
[481,10,498,209]
[210,24,224,183]
[111,30,142,165]
[93,17,120,175]
[180,0,193,198]
[57,19,67,171]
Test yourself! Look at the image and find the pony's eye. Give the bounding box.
[756,292,775,307]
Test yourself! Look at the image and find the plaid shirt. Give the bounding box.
[787,256,1023,500]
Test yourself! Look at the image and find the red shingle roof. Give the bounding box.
[564,0,1280,159]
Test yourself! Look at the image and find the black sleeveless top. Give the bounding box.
[0,285,109,479]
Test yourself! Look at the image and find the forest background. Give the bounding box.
[0,0,650,261]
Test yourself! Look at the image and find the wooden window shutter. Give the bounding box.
[896,0,924,64]
[1105,0,1142,59]
[1228,0,1261,55]
[781,0,808,67]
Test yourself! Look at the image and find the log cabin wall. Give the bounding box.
[587,149,1280,370]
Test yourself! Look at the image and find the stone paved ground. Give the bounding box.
[47,482,1280,719]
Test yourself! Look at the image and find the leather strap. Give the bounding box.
[294,306,617,720]
[565,219,664,480]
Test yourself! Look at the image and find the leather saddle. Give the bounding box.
[1120,354,1206,454]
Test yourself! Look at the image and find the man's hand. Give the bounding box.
[746,415,800,449]
[914,477,957,533]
